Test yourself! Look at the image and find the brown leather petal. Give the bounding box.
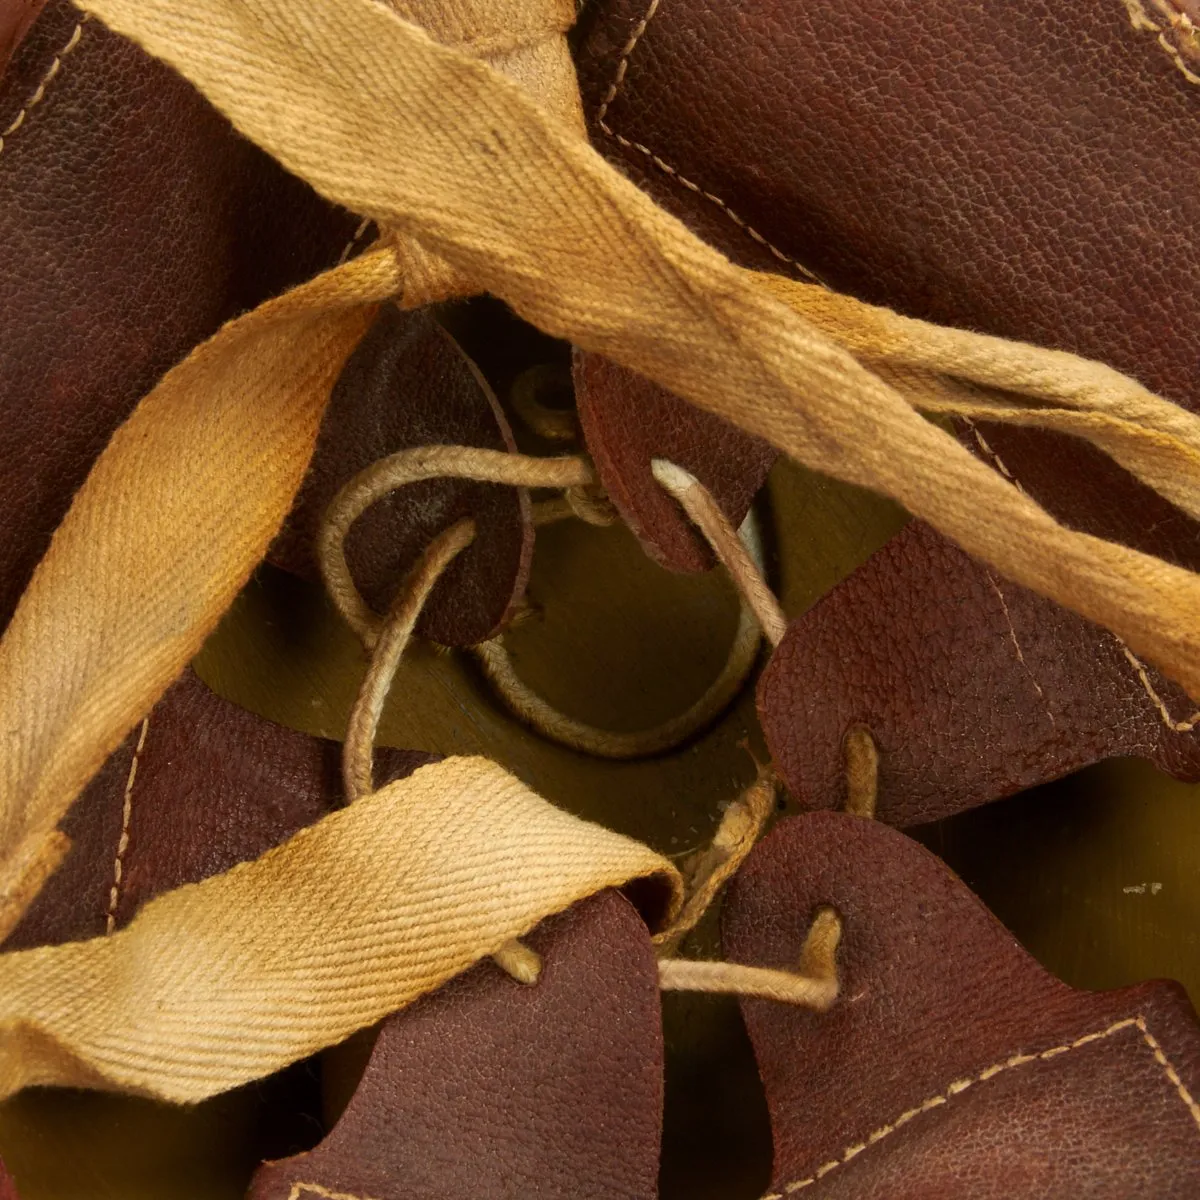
[757,519,1200,829]
[574,0,1198,411]
[724,812,1200,1198]
[0,0,355,638]
[575,350,776,573]
[575,0,1200,815]
[249,888,662,1200]
[270,307,535,646]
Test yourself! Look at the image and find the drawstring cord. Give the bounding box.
[651,459,788,648]
[319,440,857,1010]
[843,725,879,820]
[659,907,842,1010]
[653,761,777,958]
[318,445,588,648]
[318,444,766,761]
[470,457,767,759]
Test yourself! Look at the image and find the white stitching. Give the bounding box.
[288,1184,378,1200]
[336,216,373,266]
[985,570,1056,730]
[593,0,661,131]
[104,717,149,935]
[965,423,1056,726]
[963,417,1200,735]
[965,422,1016,485]
[1138,1014,1200,1129]
[1121,645,1200,732]
[0,18,86,159]
[594,0,824,284]
[761,1015,1200,1198]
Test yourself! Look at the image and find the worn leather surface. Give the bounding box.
[963,419,1200,571]
[575,0,1200,815]
[574,0,1199,410]
[0,0,43,78]
[270,307,534,646]
[575,351,776,572]
[758,520,1200,828]
[4,668,433,949]
[725,812,1200,1198]
[250,888,662,1200]
[0,0,354,635]
[573,0,1200,555]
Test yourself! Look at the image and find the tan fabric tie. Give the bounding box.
[0,757,678,1103]
[68,0,1200,718]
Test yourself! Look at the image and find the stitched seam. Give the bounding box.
[1120,645,1200,731]
[1121,0,1200,84]
[965,421,1017,486]
[336,216,373,265]
[594,0,662,131]
[762,1015,1199,1197]
[288,1184,379,1200]
[594,0,824,284]
[962,421,1056,726]
[1137,1014,1200,1129]
[985,570,1056,730]
[963,417,1200,734]
[104,717,149,935]
[0,18,87,160]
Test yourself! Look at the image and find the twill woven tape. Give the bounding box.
[65,0,1200,720]
[0,757,677,1103]
[0,0,1197,1103]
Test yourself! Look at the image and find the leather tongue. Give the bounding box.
[574,350,775,572]
[724,811,1200,1198]
[758,520,1200,828]
[249,888,663,1199]
[269,307,533,647]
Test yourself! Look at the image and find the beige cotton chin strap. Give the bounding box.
[324,449,840,1011]
[0,0,1196,927]
[72,0,1200,714]
[0,247,401,936]
[0,757,679,1104]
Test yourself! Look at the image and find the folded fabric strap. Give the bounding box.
[0,756,677,1104]
[72,0,1200,713]
[0,249,397,935]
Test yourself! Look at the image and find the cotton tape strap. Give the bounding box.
[0,756,678,1104]
[0,250,401,929]
[0,0,577,921]
[74,0,1200,714]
